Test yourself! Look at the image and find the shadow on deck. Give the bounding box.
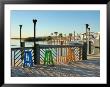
[11,58,100,77]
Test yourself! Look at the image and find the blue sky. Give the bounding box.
[11,10,100,38]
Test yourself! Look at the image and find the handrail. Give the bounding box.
[11,43,86,67]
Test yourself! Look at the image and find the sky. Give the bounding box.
[11,10,100,38]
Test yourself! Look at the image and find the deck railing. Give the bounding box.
[11,43,87,67]
[11,47,34,66]
[37,44,83,64]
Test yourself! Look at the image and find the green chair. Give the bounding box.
[44,50,54,65]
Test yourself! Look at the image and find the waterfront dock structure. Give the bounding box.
[11,42,100,77]
[11,19,100,77]
[11,43,87,66]
[11,35,100,77]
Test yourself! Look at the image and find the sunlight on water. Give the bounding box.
[11,39,20,48]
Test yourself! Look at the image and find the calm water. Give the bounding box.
[11,39,49,48]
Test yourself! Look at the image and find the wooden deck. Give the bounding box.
[11,57,100,77]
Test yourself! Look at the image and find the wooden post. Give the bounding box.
[19,25,22,47]
[35,44,40,65]
[82,42,87,60]
[85,24,89,43]
[89,41,91,54]
[21,42,25,60]
[61,41,63,56]
[33,19,37,65]
[21,42,25,47]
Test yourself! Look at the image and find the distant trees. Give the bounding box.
[58,33,63,37]
[51,33,53,36]
[46,36,52,41]
[24,36,52,42]
[54,32,58,36]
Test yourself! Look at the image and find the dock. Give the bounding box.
[11,56,100,77]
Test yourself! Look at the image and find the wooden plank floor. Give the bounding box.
[11,58,100,77]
